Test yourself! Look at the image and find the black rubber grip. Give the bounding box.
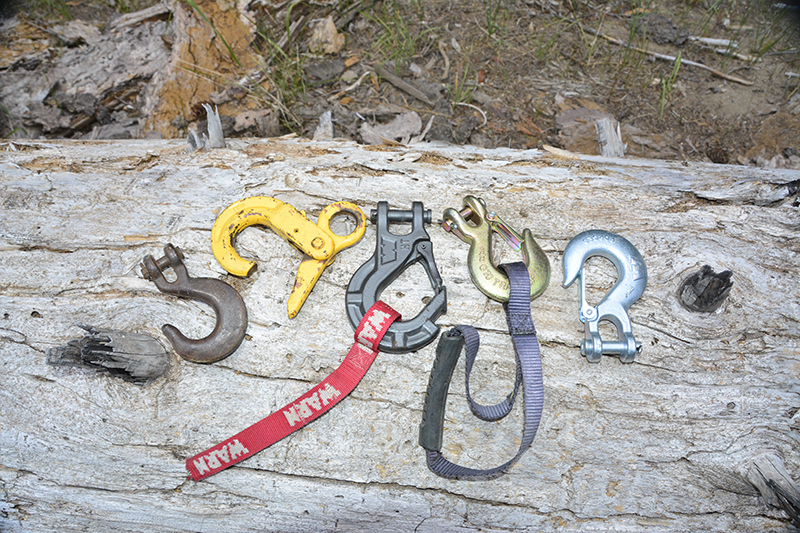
[418,331,464,452]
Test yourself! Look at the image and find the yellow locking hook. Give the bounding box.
[211,196,367,318]
[442,195,550,302]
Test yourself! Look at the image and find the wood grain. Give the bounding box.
[1,138,798,532]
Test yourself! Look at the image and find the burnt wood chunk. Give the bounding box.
[47,325,168,383]
[678,264,733,312]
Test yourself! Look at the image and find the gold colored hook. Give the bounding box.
[442,195,550,302]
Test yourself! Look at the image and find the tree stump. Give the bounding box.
[1,138,798,532]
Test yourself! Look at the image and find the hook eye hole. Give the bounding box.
[160,267,178,283]
[597,319,618,341]
[328,211,359,236]
[386,221,412,236]
[461,210,482,227]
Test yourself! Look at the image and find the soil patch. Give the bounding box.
[1,0,799,169]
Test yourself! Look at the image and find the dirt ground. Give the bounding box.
[1,0,800,168]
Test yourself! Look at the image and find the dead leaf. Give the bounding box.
[360,112,422,145]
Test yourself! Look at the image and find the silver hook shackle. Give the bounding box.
[562,230,647,363]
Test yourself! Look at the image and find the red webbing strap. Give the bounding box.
[186,301,400,481]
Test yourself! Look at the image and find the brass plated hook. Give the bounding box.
[442,195,550,302]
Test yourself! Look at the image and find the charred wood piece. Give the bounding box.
[47,325,168,383]
[678,264,733,312]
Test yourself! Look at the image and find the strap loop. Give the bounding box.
[419,262,543,480]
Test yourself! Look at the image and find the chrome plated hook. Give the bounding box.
[442,195,550,302]
[562,230,647,363]
[141,244,248,364]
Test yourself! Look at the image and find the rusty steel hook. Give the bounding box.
[141,244,248,364]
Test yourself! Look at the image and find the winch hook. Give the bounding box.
[442,195,550,302]
[562,230,647,363]
[345,201,447,353]
[211,196,337,278]
[141,244,248,364]
[210,196,366,318]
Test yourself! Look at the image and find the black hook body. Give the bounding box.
[141,244,248,363]
[345,202,447,353]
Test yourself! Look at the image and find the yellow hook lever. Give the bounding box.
[442,195,550,302]
[288,201,367,318]
[211,196,366,318]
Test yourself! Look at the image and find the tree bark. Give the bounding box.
[0,138,798,532]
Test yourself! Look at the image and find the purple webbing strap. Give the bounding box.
[464,324,522,421]
[425,262,544,480]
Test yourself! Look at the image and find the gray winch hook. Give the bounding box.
[562,230,647,363]
[141,244,248,364]
[345,201,447,353]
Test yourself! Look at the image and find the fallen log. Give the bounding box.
[0,137,798,532]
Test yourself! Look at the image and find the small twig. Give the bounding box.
[410,116,435,144]
[455,102,487,126]
[373,64,434,106]
[690,42,758,63]
[327,71,371,102]
[688,37,735,47]
[438,40,450,81]
[712,48,758,63]
[581,24,754,86]
[343,71,371,92]
[108,3,170,31]
[277,10,314,53]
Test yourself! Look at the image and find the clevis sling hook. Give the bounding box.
[211,196,366,318]
[562,230,647,363]
[345,201,447,353]
[442,195,550,302]
[141,244,248,364]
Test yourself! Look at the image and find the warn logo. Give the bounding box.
[187,305,398,481]
[283,383,342,427]
[192,439,249,476]
[281,309,392,427]
[356,309,392,350]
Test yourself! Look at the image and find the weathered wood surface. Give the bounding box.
[0,138,798,532]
